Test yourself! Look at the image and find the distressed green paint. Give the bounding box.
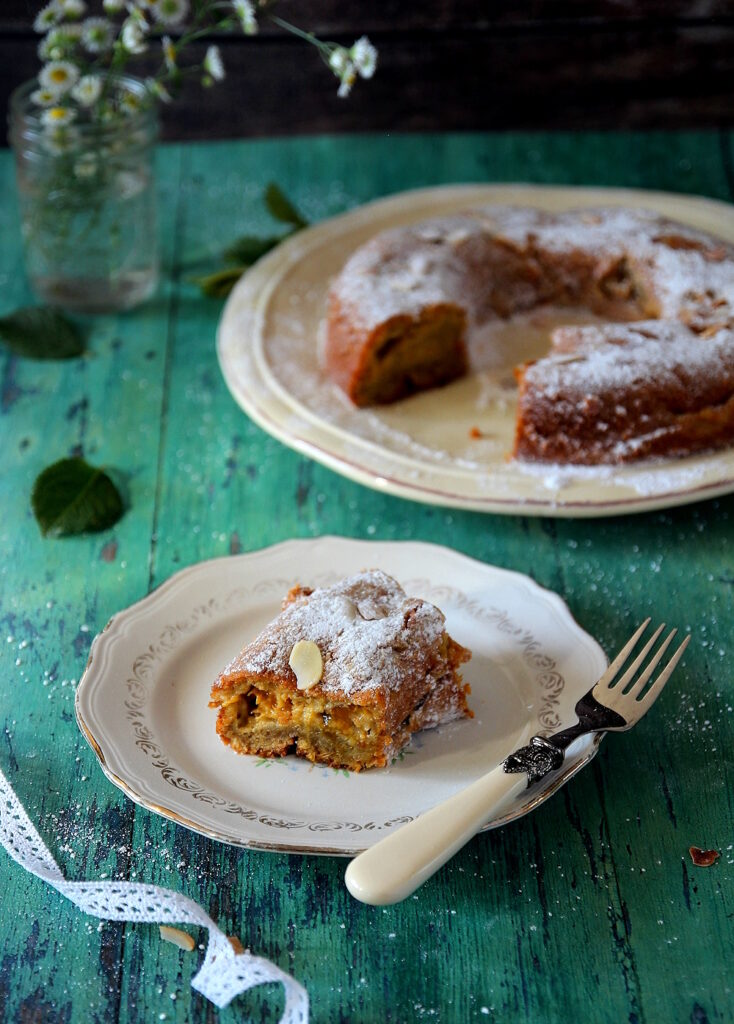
[0,133,732,1024]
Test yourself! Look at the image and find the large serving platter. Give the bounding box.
[217,183,734,516]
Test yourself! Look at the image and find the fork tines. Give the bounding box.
[593,618,691,722]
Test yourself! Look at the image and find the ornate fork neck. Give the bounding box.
[502,620,688,788]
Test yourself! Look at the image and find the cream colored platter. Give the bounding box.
[76,537,607,855]
[217,183,734,517]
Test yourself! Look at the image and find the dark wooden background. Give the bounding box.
[3,1,734,141]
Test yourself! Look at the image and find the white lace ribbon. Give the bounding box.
[0,767,308,1021]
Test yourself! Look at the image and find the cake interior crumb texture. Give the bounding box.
[209,570,472,771]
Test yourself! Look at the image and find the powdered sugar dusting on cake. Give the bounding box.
[517,320,734,463]
[328,204,734,337]
[329,214,477,331]
[525,321,734,395]
[215,570,450,699]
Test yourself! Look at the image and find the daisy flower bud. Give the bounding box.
[203,44,225,82]
[39,60,80,95]
[233,0,257,35]
[161,35,177,71]
[102,0,124,11]
[154,0,189,27]
[81,17,114,53]
[328,46,350,78]
[146,78,172,103]
[33,2,63,33]
[30,87,60,107]
[121,18,147,54]
[350,36,377,79]
[58,0,86,18]
[71,74,102,107]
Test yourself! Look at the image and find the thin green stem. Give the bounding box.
[269,14,332,54]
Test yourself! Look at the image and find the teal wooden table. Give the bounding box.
[0,131,732,1024]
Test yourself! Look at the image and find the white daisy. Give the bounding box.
[38,37,55,60]
[81,17,114,53]
[337,67,356,99]
[58,0,87,18]
[121,18,147,54]
[71,74,102,106]
[33,2,62,33]
[350,36,377,79]
[41,105,77,127]
[119,89,143,115]
[39,60,80,95]
[328,46,357,98]
[30,87,60,107]
[102,0,124,11]
[154,0,189,27]
[37,24,82,60]
[203,44,225,82]
[161,35,177,71]
[232,0,257,35]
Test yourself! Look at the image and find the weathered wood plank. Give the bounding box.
[3,13,734,140]
[0,144,185,1022]
[1,131,733,1023]
[4,0,734,32]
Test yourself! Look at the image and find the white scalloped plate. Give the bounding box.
[76,538,607,855]
[217,183,734,517]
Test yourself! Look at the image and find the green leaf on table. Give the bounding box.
[222,234,287,266]
[191,184,310,299]
[264,182,308,229]
[0,307,85,360]
[31,457,124,538]
[190,266,247,299]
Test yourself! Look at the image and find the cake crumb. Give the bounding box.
[689,846,720,867]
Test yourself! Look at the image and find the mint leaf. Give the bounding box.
[264,183,308,229]
[0,307,85,360]
[31,457,124,537]
[190,266,246,299]
[222,235,286,266]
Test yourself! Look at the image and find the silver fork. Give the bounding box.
[345,620,690,906]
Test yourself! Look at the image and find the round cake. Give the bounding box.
[323,206,734,464]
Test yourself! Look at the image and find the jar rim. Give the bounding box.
[9,73,158,138]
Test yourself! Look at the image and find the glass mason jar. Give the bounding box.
[8,76,159,314]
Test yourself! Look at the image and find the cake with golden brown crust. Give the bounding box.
[323,206,734,463]
[209,570,472,772]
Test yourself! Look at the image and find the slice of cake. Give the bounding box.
[513,321,734,463]
[209,570,472,771]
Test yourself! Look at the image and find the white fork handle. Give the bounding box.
[344,765,529,905]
